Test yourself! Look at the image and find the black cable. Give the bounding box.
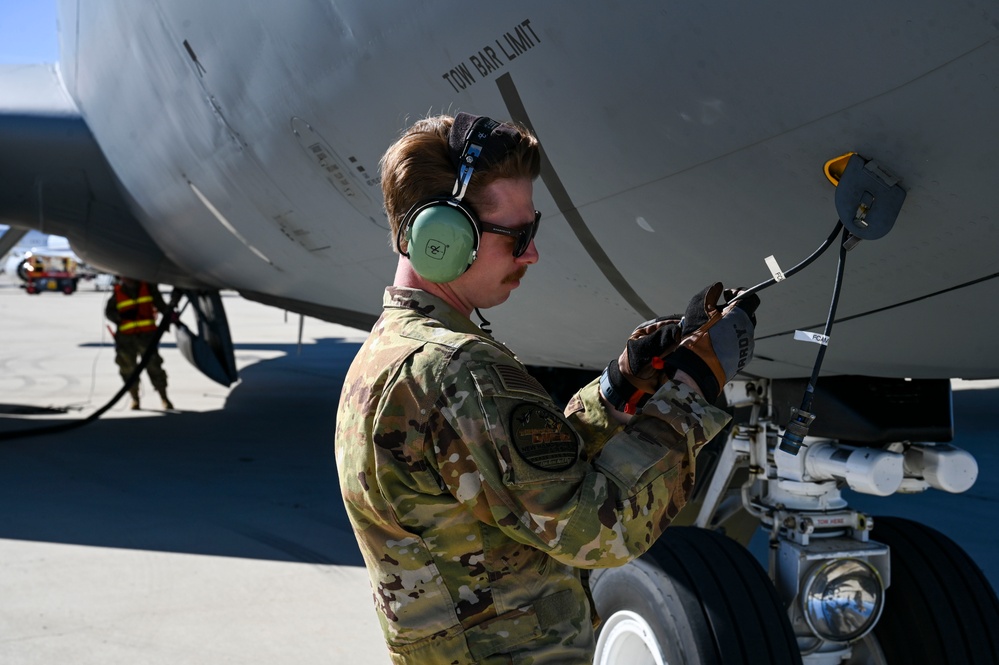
[779,227,852,455]
[729,219,844,305]
[802,226,850,412]
[475,308,493,334]
[699,215,851,455]
[0,289,184,442]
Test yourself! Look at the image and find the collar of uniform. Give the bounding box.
[383,287,489,337]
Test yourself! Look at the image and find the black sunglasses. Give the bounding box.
[478,210,541,258]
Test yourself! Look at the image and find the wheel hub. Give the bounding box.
[593,610,667,665]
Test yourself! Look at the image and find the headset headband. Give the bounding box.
[447,113,522,201]
[451,116,500,201]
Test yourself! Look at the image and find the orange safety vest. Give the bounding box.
[114,282,158,334]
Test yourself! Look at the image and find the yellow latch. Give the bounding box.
[823,152,856,186]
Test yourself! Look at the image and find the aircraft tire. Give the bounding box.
[590,526,801,665]
[866,516,999,664]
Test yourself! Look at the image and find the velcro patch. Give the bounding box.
[509,403,579,472]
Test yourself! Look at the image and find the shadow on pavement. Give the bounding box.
[0,337,366,566]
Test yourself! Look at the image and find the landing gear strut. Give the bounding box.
[591,378,997,664]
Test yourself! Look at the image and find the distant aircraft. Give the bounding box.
[1,2,997,662]
[0,225,39,274]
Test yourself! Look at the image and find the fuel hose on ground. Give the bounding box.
[0,289,185,442]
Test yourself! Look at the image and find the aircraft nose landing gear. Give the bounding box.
[591,152,995,664]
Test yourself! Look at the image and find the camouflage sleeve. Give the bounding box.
[433,341,731,569]
[563,376,622,461]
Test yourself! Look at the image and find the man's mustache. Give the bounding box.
[503,267,528,284]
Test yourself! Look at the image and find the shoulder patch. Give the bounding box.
[509,403,579,472]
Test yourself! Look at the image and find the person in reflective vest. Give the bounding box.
[105,276,174,410]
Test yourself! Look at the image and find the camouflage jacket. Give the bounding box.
[335,287,730,664]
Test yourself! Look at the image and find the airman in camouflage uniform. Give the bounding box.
[335,113,752,663]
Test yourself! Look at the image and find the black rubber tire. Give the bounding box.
[591,526,802,665]
[870,516,999,664]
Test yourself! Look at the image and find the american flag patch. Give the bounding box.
[494,364,548,399]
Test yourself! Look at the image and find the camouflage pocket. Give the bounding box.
[465,589,582,662]
[463,604,543,662]
[593,429,668,492]
[375,535,461,645]
[386,623,469,664]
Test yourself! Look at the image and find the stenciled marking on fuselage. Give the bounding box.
[441,19,541,93]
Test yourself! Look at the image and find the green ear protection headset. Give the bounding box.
[395,114,507,283]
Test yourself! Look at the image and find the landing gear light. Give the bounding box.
[802,557,885,643]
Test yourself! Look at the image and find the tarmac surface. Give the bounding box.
[1,272,997,664]
[0,274,388,664]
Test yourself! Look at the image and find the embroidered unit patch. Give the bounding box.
[509,403,579,471]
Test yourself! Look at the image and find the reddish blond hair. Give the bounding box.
[380,115,541,252]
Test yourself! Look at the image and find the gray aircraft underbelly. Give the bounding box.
[54,0,999,379]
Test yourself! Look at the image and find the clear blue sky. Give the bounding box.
[0,0,59,63]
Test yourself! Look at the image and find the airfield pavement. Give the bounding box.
[0,271,997,664]
[0,273,387,664]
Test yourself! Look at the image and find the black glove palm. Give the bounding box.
[600,315,683,414]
